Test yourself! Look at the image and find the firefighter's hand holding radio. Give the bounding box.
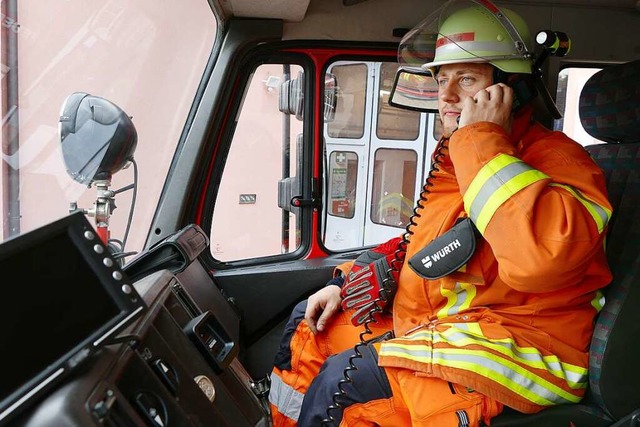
[457,82,514,133]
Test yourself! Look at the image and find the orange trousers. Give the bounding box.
[269,301,502,426]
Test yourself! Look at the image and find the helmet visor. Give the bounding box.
[397,0,531,75]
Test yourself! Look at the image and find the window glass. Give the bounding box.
[554,67,604,146]
[322,60,427,251]
[328,151,358,219]
[377,63,420,140]
[0,0,216,259]
[210,64,303,261]
[327,63,367,138]
[370,148,416,228]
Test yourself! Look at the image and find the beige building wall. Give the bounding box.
[1,0,216,255]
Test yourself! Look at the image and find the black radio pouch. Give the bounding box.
[408,218,478,280]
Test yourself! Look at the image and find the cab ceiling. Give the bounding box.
[216,0,639,22]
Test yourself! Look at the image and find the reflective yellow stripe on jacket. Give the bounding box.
[548,183,612,233]
[463,154,548,234]
[463,154,611,235]
[378,323,588,406]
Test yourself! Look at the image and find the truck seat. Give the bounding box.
[492,59,640,427]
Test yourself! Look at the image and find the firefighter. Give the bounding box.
[269,0,612,425]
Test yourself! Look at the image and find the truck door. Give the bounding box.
[323,60,438,251]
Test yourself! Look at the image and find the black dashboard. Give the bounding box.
[4,218,271,427]
[13,268,270,427]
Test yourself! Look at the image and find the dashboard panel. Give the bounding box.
[12,268,271,427]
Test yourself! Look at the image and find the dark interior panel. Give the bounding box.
[12,269,270,427]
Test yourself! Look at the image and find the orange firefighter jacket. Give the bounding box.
[341,109,613,414]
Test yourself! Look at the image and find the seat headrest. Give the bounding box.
[578,59,640,144]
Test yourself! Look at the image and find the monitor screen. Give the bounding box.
[0,212,146,423]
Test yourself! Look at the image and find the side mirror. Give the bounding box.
[278,71,338,122]
[279,71,305,120]
[59,92,137,186]
[388,67,439,113]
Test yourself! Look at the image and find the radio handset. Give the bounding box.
[510,76,538,112]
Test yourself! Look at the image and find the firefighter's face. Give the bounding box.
[435,62,494,137]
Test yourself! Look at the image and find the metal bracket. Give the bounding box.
[251,375,271,400]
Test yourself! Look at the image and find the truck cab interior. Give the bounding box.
[2,1,640,426]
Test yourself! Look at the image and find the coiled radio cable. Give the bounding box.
[320,135,450,426]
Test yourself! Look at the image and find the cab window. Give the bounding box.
[210,63,304,261]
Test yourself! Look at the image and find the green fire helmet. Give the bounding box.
[398,0,534,77]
